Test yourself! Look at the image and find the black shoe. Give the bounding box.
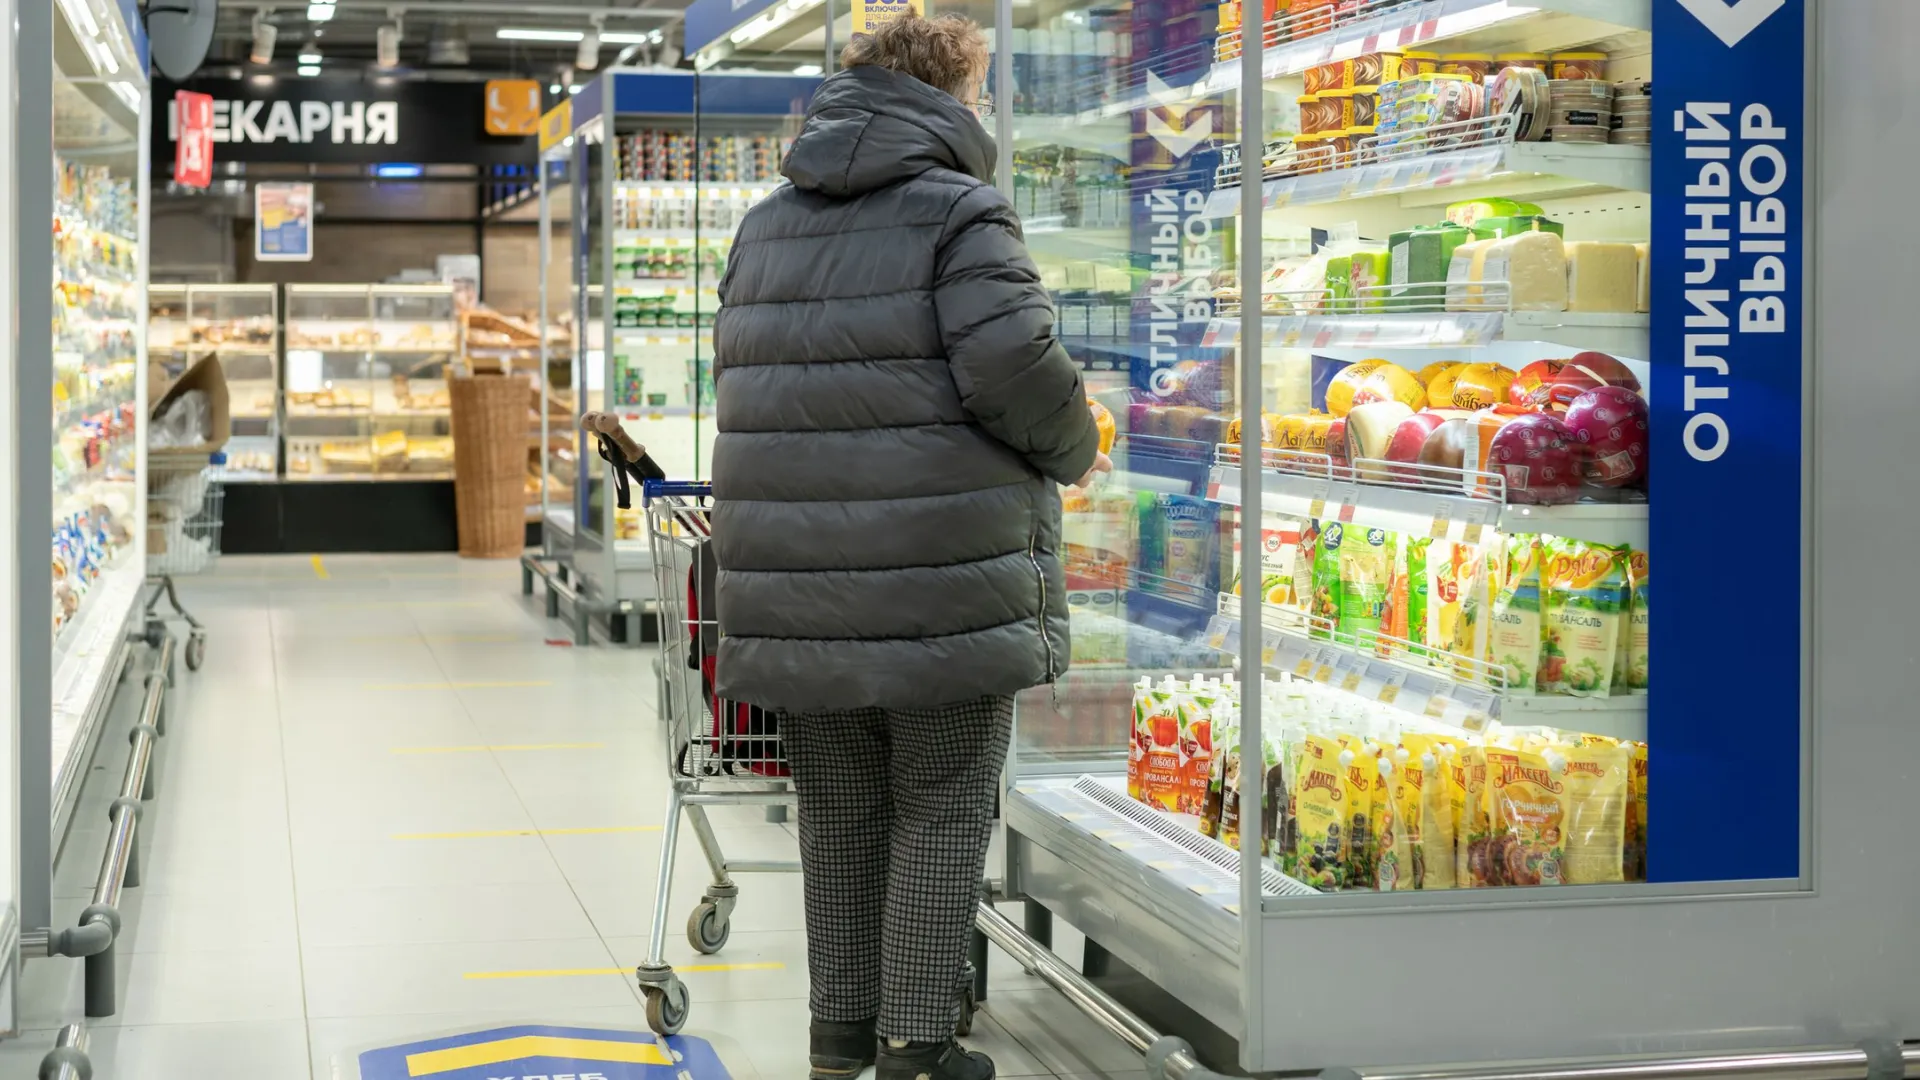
[810,1018,877,1080]
[877,1039,995,1080]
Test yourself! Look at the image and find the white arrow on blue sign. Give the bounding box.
[1675,0,1787,47]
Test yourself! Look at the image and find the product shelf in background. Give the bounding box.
[1206,593,1646,739]
[1207,461,1648,549]
[1206,138,1649,218]
[1207,0,1650,85]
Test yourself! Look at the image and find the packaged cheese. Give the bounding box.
[1347,248,1392,309]
[1635,242,1651,312]
[1476,214,1563,239]
[1445,238,1497,310]
[1444,198,1542,229]
[1479,230,1569,312]
[1390,222,1474,311]
[1565,241,1642,312]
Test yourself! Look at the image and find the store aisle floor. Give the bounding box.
[1,554,1146,1080]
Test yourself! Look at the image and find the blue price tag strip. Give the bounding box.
[357,1025,733,1080]
[1653,0,1806,883]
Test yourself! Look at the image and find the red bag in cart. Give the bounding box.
[686,538,787,778]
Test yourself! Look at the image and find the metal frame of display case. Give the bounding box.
[963,1,1920,1077]
[148,283,281,479]
[9,0,183,1061]
[524,69,817,645]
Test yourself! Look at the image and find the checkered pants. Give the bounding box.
[783,694,1014,1042]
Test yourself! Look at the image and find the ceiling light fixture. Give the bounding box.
[496,28,659,45]
[792,63,822,76]
[548,81,561,94]
[298,47,322,63]
[725,0,821,49]
[250,11,278,63]
[376,22,401,67]
[298,64,321,75]
[575,23,601,69]
[307,2,336,22]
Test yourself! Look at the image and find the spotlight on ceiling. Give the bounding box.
[376,22,401,68]
[306,1,335,22]
[297,45,321,64]
[250,12,278,63]
[575,24,601,71]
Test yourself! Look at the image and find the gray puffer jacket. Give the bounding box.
[710,64,1100,713]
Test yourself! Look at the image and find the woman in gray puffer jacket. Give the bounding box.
[711,15,1109,1080]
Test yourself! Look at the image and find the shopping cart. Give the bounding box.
[632,475,801,1035]
[143,454,225,671]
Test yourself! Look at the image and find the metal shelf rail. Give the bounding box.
[970,921,1917,1080]
[521,551,645,646]
[29,632,175,1079]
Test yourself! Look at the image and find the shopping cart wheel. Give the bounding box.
[687,901,731,955]
[184,631,207,672]
[642,977,690,1035]
[955,977,978,1036]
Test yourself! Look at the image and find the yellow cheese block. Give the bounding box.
[1480,231,1568,312]
[1446,239,1496,311]
[1635,242,1651,313]
[1566,241,1641,313]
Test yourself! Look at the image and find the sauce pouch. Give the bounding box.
[1295,735,1350,890]
[1339,526,1393,647]
[1460,744,1496,886]
[1555,742,1629,884]
[1311,521,1345,638]
[1376,749,1420,890]
[1489,535,1545,694]
[1488,747,1567,886]
[1542,539,1630,697]
[1403,734,1457,889]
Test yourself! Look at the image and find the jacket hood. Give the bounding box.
[782,65,996,196]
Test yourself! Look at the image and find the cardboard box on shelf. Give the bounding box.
[148,352,231,460]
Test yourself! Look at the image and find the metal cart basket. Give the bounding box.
[144,455,224,671]
[634,478,800,1035]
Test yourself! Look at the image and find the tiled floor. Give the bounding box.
[2,554,1145,1080]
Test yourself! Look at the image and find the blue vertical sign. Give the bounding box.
[1126,2,1224,403]
[1651,0,1804,883]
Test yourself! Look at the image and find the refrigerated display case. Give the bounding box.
[9,0,155,1039]
[975,0,1862,1075]
[542,69,816,633]
[148,284,279,478]
[284,283,458,480]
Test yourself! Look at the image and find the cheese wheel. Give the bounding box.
[1346,401,1415,481]
[1448,239,1496,311]
[1425,362,1471,405]
[1325,359,1391,417]
[1351,363,1429,412]
[1448,363,1518,411]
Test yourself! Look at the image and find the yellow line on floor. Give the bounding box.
[310,555,330,580]
[363,680,553,691]
[463,962,786,980]
[390,825,662,840]
[390,742,608,755]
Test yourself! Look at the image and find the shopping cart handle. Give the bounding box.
[642,479,714,503]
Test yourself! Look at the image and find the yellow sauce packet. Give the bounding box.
[1557,742,1629,884]
[1626,741,1649,881]
[1488,748,1567,886]
[1458,744,1492,886]
[1294,735,1351,890]
[1403,734,1458,889]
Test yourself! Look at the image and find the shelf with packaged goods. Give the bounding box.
[1204,297,1649,358]
[1208,458,1646,548]
[1205,133,1649,219]
[1205,591,1645,738]
[1205,0,1650,91]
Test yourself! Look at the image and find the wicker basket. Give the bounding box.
[449,374,531,558]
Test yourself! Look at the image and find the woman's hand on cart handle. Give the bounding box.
[1072,452,1113,491]
[583,411,647,462]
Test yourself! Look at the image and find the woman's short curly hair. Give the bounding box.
[839,14,990,102]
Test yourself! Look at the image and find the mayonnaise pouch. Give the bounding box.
[1555,742,1629,884]
[1542,538,1629,697]
[1488,747,1567,887]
